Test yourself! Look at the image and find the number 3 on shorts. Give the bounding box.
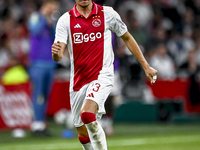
[86,83,101,98]
[92,83,101,92]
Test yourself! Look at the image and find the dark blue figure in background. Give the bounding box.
[28,0,59,136]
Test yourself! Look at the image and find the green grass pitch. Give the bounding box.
[0,121,200,150]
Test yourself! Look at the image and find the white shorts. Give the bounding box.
[70,79,113,127]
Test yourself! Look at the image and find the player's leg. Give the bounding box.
[76,125,94,150]
[70,88,94,150]
[43,67,55,102]
[29,66,47,133]
[80,99,107,150]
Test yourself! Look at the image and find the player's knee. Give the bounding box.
[80,112,96,124]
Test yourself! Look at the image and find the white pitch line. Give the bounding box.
[38,137,200,150]
[0,135,200,150]
[109,139,146,146]
[43,139,147,150]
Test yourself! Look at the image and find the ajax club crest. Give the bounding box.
[92,19,101,27]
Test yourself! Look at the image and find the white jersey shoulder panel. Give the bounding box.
[103,6,127,37]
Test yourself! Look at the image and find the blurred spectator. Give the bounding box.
[182,8,195,38]
[148,9,173,35]
[188,73,200,106]
[178,49,200,106]
[149,43,176,80]
[28,0,59,136]
[0,33,15,76]
[166,8,195,66]
[117,39,144,98]
[178,50,200,78]
[185,0,200,27]
[194,33,200,66]
[10,23,29,68]
[118,0,153,28]
[126,9,148,45]
[166,30,195,66]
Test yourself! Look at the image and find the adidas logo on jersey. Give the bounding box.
[74,23,81,28]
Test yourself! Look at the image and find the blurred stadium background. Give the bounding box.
[0,0,200,149]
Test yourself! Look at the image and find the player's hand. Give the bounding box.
[52,41,61,55]
[144,66,158,85]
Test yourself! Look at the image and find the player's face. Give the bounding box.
[75,0,92,8]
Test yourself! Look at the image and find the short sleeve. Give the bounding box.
[108,8,127,37]
[54,13,69,44]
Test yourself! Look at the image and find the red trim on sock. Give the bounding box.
[80,112,96,124]
[78,135,91,144]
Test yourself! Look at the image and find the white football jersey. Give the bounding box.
[54,2,127,92]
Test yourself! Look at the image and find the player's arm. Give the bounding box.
[52,13,69,62]
[52,41,66,62]
[121,31,157,83]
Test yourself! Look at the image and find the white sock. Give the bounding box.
[30,121,46,131]
[81,142,94,150]
[85,121,107,150]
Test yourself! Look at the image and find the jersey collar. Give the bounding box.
[73,2,98,18]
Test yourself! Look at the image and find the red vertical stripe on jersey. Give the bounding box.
[69,4,104,91]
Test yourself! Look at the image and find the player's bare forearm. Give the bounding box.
[52,41,66,62]
[121,32,157,83]
[121,32,149,69]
